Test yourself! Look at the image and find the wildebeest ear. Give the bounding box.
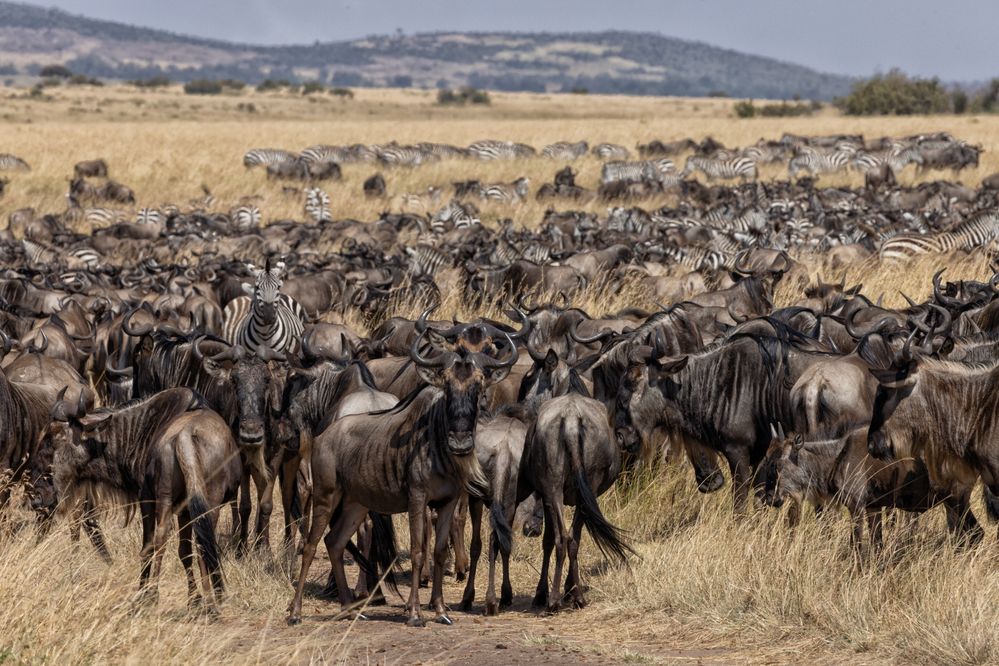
[544,349,559,372]
[416,364,444,387]
[792,434,804,451]
[80,412,112,430]
[241,282,255,296]
[654,355,688,374]
[846,283,863,296]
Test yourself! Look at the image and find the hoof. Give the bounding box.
[500,591,513,607]
[435,614,454,626]
[368,594,387,607]
[406,616,426,628]
[455,571,466,582]
[546,602,561,614]
[459,597,473,613]
[485,600,499,616]
[287,615,301,626]
[531,591,546,608]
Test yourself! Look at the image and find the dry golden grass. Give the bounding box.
[2,86,999,664]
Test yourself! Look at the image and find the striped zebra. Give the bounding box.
[222,262,306,355]
[852,147,924,175]
[681,155,758,182]
[701,208,768,233]
[304,187,332,223]
[430,199,480,233]
[67,246,102,269]
[299,144,350,164]
[243,148,295,168]
[395,186,444,213]
[662,245,728,272]
[878,212,999,261]
[21,239,56,267]
[521,243,553,264]
[466,140,536,160]
[415,142,468,159]
[788,147,855,178]
[542,141,588,160]
[136,207,162,226]
[405,243,453,278]
[84,207,127,228]
[376,144,429,167]
[230,205,262,232]
[600,159,674,186]
[0,154,30,171]
[591,143,631,160]
[476,178,530,203]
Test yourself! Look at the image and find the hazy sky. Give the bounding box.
[21,0,999,81]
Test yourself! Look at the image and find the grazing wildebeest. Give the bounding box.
[287,311,518,627]
[44,388,241,610]
[74,159,109,178]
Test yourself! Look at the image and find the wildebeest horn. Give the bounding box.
[194,336,244,363]
[733,249,754,276]
[845,309,898,339]
[568,318,612,345]
[517,291,538,312]
[256,345,287,363]
[28,330,49,354]
[524,336,548,363]
[504,303,532,341]
[105,356,133,378]
[895,328,917,365]
[414,303,438,335]
[899,292,918,308]
[410,328,451,368]
[477,332,519,369]
[554,291,570,310]
[990,273,999,296]
[123,306,153,337]
[932,269,963,310]
[0,329,13,355]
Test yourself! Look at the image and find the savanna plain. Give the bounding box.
[2,85,999,665]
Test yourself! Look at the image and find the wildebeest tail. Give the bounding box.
[369,512,400,596]
[564,419,633,563]
[985,486,999,522]
[188,494,222,582]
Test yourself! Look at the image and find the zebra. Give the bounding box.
[222,261,306,355]
[852,147,924,175]
[477,178,530,203]
[591,143,631,160]
[304,187,332,223]
[415,142,468,159]
[67,247,102,269]
[230,205,262,232]
[376,144,428,167]
[542,141,588,160]
[788,147,854,178]
[405,243,453,278]
[662,245,728,272]
[878,212,999,261]
[84,207,127,228]
[243,148,295,168]
[21,239,56,267]
[466,140,536,160]
[299,145,350,164]
[701,208,768,234]
[136,208,162,226]
[600,159,674,186]
[430,199,479,233]
[0,154,30,171]
[681,155,758,182]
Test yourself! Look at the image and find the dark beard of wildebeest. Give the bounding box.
[286,311,519,627]
[623,324,843,513]
[866,335,999,544]
[128,328,284,552]
[40,388,241,611]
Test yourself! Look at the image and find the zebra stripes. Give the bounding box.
[475,178,530,203]
[0,154,30,171]
[879,212,999,261]
[304,187,332,223]
[591,143,631,160]
[542,141,588,160]
[222,262,306,355]
[136,208,163,226]
[243,148,296,168]
[431,200,480,233]
[852,147,924,175]
[681,155,758,182]
[662,245,728,272]
[376,144,429,167]
[466,140,536,160]
[788,147,854,178]
[600,159,675,186]
[406,244,453,278]
[230,205,262,232]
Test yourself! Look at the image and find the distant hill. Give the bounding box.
[0,1,855,99]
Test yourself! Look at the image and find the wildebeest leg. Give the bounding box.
[251,463,274,551]
[296,461,314,548]
[324,502,369,616]
[564,507,586,608]
[420,508,433,587]
[280,454,300,547]
[137,499,157,601]
[406,495,429,627]
[460,498,483,612]
[945,495,984,547]
[545,495,568,613]
[286,487,339,625]
[430,497,459,625]
[177,511,200,607]
[348,517,373,599]
[451,493,469,581]
[148,498,173,603]
[80,497,112,563]
[724,448,753,515]
[236,473,252,555]
[532,507,554,607]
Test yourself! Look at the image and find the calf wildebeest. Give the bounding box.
[44,388,241,610]
[287,313,518,627]
[74,159,108,178]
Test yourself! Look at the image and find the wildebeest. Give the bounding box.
[287,311,519,626]
[74,159,109,178]
[44,388,241,611]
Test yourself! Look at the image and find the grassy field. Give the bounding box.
[2,85,999,664]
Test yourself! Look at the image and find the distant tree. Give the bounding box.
[301,81,326,95]
[184,79,223,95]
[734,100,756,118]
[130,76,171,88]
[330,87,354,98]
[835,69,950,115]
[39,64,72,78]
[972,78,999,113]
[951,90,969,114]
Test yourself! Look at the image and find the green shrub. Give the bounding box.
[256,78,292,92]
[437,87,491,106]
[330,87,354,98]
[68,74,102,86]
[130,76,171,88]
[183,79,223,95]
[835,69,950,115]
[568,86,589,94]
[301,81,325,95]
[39,64,72,78]
[733,100,755,118]
[951,90,969,114]
[971,79,999,113]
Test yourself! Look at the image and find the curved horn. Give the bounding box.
[895,328,917,366]
[568,318,612,345]
[28,330,49,354]
[414,304,438,335]
[524,336,548,363]
[932,269,963,310]
[478,332,518,369]
[733,249,754,276]
[409,328,450,368]
[255,345,287,363]
[0,329,13,355]
[554,291,570,310]
[122,306,153,337]
[105,356,133,378]
[899,292,918,308]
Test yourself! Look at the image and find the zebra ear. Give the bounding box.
[242,282,255,296]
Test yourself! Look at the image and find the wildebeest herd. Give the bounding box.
[2,129,999,628]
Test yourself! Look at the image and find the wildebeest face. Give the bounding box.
[230,358,282,449]
[442,359,484,456]
[27,429,60,517]
[760,429,804,507]
[867,365,917,461]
